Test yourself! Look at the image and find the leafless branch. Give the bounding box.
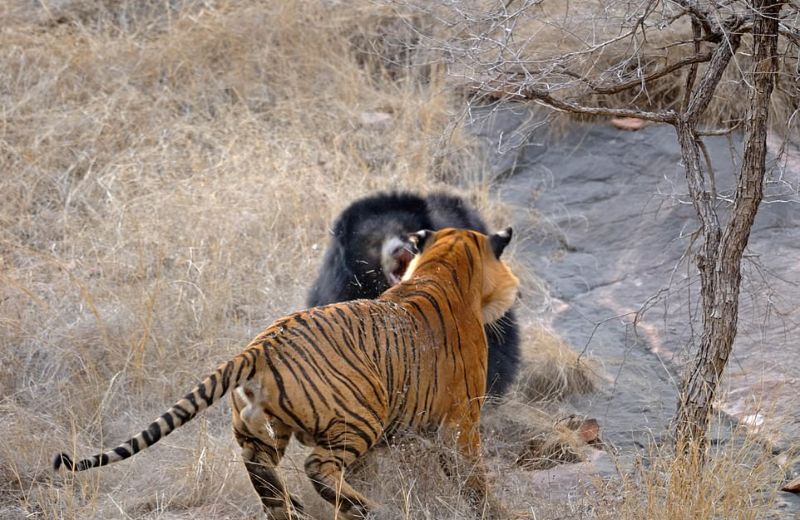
[683,16,703,109]
[560,51,713,95]
[515,85,678,123]
[696,121,743,135]
[684,33,742,123]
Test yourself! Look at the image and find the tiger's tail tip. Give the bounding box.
[53,452,75,471]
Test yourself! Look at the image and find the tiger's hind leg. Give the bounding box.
[304,420,383,520]
[234,417,305,519]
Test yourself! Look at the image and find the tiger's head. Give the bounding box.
[402,227,519,324]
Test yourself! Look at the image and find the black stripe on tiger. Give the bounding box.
[286,323,380,422]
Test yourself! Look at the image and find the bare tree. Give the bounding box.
[393,0,798,454]
[672,0,786,451]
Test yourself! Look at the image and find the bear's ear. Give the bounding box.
[489,227,512,258]
[407,229,433,254]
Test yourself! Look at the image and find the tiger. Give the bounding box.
[53,227,520,519]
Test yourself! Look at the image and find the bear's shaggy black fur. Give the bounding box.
[307,192,521,397]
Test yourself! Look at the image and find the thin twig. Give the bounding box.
[696,121,743,136]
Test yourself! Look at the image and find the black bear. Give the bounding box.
[308,191,521,397]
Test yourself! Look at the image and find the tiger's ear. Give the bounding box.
[489,227,512,258]
[407,229,433,254]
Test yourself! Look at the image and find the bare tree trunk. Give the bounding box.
[674,0,784,451]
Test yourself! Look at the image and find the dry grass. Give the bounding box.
[595,427,792,520]
[515,323,599,402]
[0,0,575,518]
[0,1,793,519]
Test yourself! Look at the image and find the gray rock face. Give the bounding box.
[474,105,800,512]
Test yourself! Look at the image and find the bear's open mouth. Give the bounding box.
[386,246,414,285]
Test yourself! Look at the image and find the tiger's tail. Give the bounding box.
[54,347,262,472]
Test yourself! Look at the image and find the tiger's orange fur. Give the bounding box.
[54,228,519,519]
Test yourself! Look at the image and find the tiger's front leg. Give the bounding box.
[443,410,508,519]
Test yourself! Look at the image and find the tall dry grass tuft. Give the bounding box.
[595,425,792,520]
[515,323,599,402]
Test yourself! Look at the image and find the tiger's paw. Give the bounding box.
[476,494,521,520]
[341,498,384,520]
[264,502,310,520]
